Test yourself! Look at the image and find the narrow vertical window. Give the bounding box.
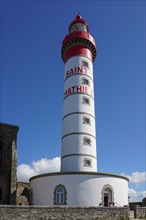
[82,60,89,68]
[82,77,90,86]
[56,188,64,204]
[53,184,67,205]
[83,137,91,146]
[83,116,91,125]
[82,96,90,105]
[84,158,92,167]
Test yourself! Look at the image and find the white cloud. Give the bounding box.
[121,172,146,184]
[121,171,146,202]
[17,157,61,182]
[128,188,146,202]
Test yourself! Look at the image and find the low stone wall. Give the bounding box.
[0,205,129,220]
[134,206,146,219]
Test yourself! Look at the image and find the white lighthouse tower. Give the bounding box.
[30,15,129,207]
[61,14,97,172]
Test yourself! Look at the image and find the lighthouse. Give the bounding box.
[30,15,129,207]
[61,14,97,172]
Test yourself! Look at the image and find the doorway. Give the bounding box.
[103,188,112,206]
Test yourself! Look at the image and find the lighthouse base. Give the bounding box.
[30,172,128,207]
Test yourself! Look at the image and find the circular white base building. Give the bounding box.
[30,172,129,207]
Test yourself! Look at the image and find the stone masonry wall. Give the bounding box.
[0,123,19,205]
[16,182,32,205]
[134,206,146,219]
[0,206,129,220]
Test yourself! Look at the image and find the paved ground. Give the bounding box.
[129,210,144,220]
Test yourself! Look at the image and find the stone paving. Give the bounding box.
[129,210,145,220]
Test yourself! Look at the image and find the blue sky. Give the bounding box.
[1,0,145,202]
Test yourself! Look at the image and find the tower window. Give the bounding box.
[82,96,90,105]
[82,77,90,86]
[84,158,92,167]
[53,184,67,205]
[83,116,91,125]
[70,23,87,33]
[82,60,89,68]
[83,137,91,146]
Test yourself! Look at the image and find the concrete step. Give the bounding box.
[129,211,134,218]
[129,210,142,220]
[129,219,142,220]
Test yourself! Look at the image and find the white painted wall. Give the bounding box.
[62,114,96,136]
[63,94,95,117]
[61,156,97,172]
[61,55,97,172]
[31,173,129,207]
[61,134,96,156]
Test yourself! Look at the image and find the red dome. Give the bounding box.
[76,14,82,20]
[68,14,89,33]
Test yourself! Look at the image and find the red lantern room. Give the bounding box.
[61,14,96,63]
[68,14,89,33]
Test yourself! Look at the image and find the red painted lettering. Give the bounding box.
[85,87,88,94]
[71,86,76,93]
[68,88,71,95]
[70,68,74,75]
[74,67,77,74]
[76,86,82,93]
[65,66,88,79]
[78,66,83,74]
[83,67,87,74]
[64,85,91,98]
